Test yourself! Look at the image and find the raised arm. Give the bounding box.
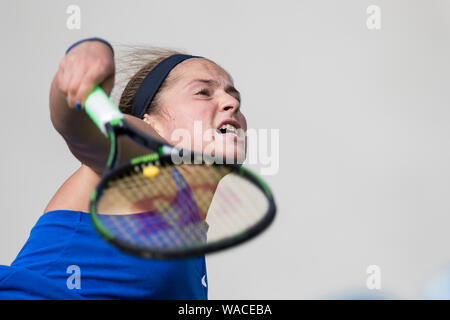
[50,39,164,174]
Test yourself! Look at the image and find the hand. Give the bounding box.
[56,40,115,109]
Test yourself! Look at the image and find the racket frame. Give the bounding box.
[84,87,276,259]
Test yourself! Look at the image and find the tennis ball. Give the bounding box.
[143,165,160,178]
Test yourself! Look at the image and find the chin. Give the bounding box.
[210,142,246,165]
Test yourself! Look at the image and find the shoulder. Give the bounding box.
[44,165,100,214]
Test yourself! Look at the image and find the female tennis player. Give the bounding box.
[0,38,246,299]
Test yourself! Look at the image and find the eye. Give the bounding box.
[196,88,210,96]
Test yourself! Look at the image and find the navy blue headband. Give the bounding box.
[131,54,201,119]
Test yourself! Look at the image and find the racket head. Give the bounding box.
[89,151,276,259]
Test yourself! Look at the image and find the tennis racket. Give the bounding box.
[82,86,276,259]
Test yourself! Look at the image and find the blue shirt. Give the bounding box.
[0,210,208,300]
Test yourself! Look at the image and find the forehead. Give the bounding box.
[170,58,233,86]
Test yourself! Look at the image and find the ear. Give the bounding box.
[142,113,164,137]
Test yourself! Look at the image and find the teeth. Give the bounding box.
[218,124,237,134]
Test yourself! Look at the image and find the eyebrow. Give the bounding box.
[186,79,241,103]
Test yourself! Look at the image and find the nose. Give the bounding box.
[218,91,240,113]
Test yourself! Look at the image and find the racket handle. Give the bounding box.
[84,86,124,136]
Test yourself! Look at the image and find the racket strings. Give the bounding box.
[203,173,268,242]
[96,163,269,250]
[98,165,213,248]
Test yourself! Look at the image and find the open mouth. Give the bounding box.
[217,123,238,135]
[216,119,242,137]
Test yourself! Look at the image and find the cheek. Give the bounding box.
[192,104,215,124]
[172,99,213,122]
[162,103,215,149]
[173,104,215,132]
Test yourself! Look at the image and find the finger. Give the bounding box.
[100,72,115,96]
[75,62,114,106]
[57,58,71,95]
[66,64,88,109]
